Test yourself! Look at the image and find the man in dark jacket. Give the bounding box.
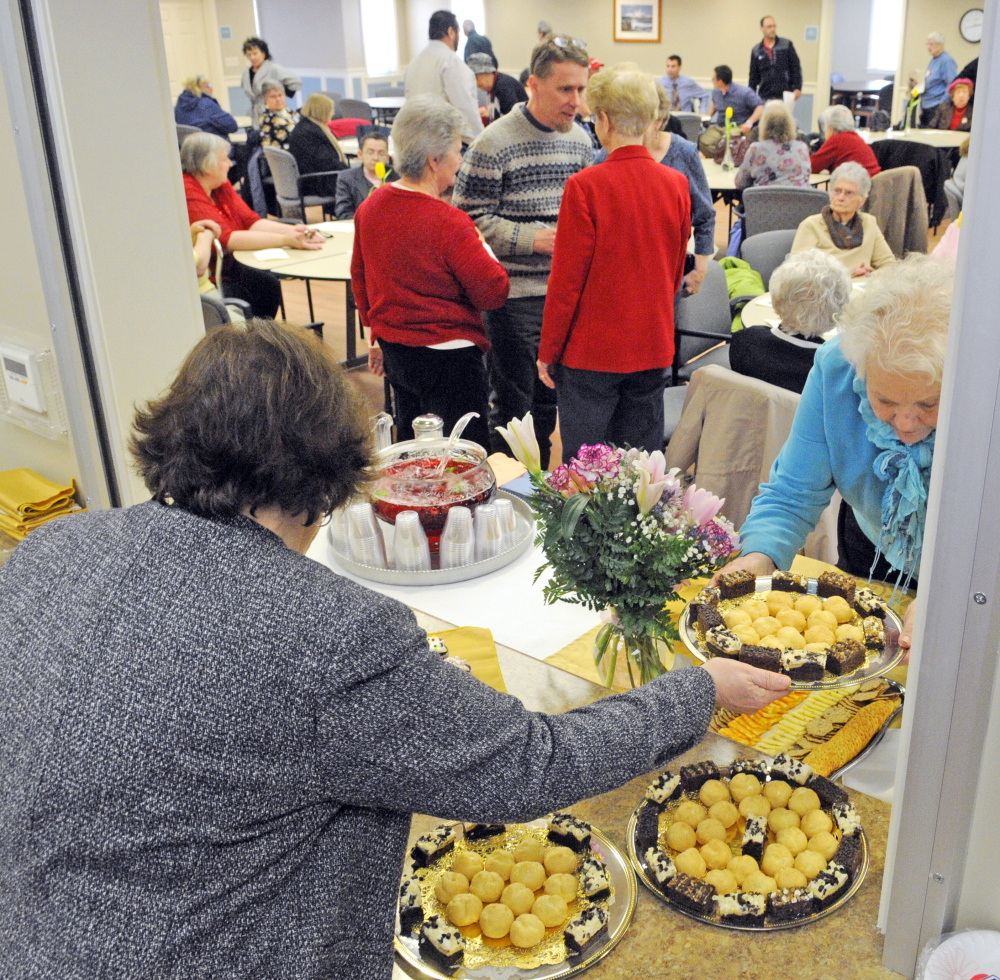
[468,53,527,123]
[748,16,802,101]
[463,19,497,68]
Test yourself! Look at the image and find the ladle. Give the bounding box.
[431,412,479,478]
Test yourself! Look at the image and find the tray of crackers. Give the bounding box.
[679,569,904,689]
[626,754,868,931]
[710,677,904,779]
[395,816,636,979]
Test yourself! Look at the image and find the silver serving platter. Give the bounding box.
[328,489,535,585]
[680,575,906,690]
[827,678,905,781]
[394,824,637,980]
[626,777,870,932]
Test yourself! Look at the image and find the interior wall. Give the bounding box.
[214,0,257,90]
[831,0,882,82]
[257,0,347,69]
[901,0,979,101]
[0,84,78,486]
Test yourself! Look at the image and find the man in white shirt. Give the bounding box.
[405,10,483,144]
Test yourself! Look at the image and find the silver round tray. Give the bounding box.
[328,489,535,585]
[680,575,906,690]
[394,822,637,979]
[626,781,869,931]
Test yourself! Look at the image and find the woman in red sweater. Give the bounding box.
[810,105,881,178]
[182,132,321,318]
[352,96,509,447]
[537,68,690,459]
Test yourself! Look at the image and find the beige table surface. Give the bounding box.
[394,610,904,980]
[702,158,829,192]
[863,128,968,149]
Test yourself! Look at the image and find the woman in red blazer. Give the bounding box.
[537,67,690,460]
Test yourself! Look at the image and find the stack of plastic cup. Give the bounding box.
[393,511,432,572]
[494,498,518,551]
[328,506,351,555]
[439,506,475,569]
[473,504,503,561]
[347,502,387,568]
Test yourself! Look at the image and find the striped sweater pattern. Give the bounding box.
[453,106,594,298]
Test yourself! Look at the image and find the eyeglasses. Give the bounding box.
[551,35,587,50]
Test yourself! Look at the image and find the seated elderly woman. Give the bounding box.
[730,248,852,394]
[810,104,881,177]
[715,256,952,651]
[174,75,238,140]
[930,77,974,131]
[259,82,299,149]
[537,67,691,460]
[334,131,399,220]
[287,92,348,198]
[0,318,786,977]
[182,132,321,317]
[353,95,510,449]
[791,161,895,278]
[735,100,811,189]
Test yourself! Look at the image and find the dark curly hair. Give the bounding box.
[242,36,271,59]
[130,320,373,525]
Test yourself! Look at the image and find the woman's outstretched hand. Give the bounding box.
[702,657,792,715]
[710,552,776,586]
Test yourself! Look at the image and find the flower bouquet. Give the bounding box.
[497,415,740,687]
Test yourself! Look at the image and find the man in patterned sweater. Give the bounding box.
[453,36,592,467]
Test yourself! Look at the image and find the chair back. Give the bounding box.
[176,124,201,149]
[371,84,405,97]
[262,145,305,219]
[672,260,732,384]
[671,112,703,143]
[870,138,950,227]
[740,229,797,290]
[201,293,230,330]
[338,98,374,123]
[863,165,928,257]
[741,185,829,239]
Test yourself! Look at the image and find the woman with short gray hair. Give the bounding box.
[351,94,510,448]
[258,81,299,149]
[811,105,881,177]
[730,248,852,393]
[791,160,893,277]
[182,131,321,317]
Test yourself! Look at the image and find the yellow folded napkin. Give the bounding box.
[487,453,527,486]
[429,627,507,693]
[0,500,82,540]
[0,468,77,517]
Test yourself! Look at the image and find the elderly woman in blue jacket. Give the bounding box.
[174,76,238,140]
[714,256,952,653]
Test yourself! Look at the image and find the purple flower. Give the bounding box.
[570,444,621,484]
[546,465,577,496]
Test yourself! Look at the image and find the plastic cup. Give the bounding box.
[347,502,387,568]
[393,510,432,572]
[474,504,503,561]
[439,506,475,568]
[328,507,351,555]
[494,498,518,551]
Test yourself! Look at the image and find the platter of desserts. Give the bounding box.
[679,570,905,690]
[395,815,636,979]
[626,754,868,931]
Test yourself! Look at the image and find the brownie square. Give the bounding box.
[705,625,742,658]
[717,569,756,599]
[664,873,716,916]
[853,587,888,620]
[808,862,850,909]
[780,649,826,682]
[463,823,505,841]
[862,616,885,650]
[729,759,769,782]
[580,856,611,902]
[565,907,609,958]
[399,877,424,938]
[825,639,865,676]
[698,604,725,633]
[771,570,809,593]
[741,815,767,863]
[410,825,457,868]
[680,760,720,794]
[419,915,464,974]
[635,803,660,852]
[688,587,721,627]
[739,644,782,672]
[645,771,682,806]
[767,888,815,922]
[548,813,592,852]
[816,571,856,601]
[807,774,849,808]
[834,835,863,879]
[715,891,767,926]
[832,801,862,837]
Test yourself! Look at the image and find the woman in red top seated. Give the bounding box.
[930,78,973,131]
[536,67,690,459]
[810,105,881,178]
[181,132,321,318]
[352,96,509,449]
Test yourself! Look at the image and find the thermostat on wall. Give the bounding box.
[1,343,47,414]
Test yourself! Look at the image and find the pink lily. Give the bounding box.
[683,484,725,525]
[634,452,682,515]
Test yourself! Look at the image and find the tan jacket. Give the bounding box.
[791,211,896,273]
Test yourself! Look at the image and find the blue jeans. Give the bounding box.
[484,296,558,469]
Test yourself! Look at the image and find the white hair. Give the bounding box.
[770,249,853,338]
[838,255,952,385]
[824,104,856,134]
[829,161,872,203]
[390,94,464,179]
[928,31,945,45]
[180,131,230,175]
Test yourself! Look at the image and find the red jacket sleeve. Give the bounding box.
[810,133,840,174]
[350,211,371,328]
[441,208,510,312]
[538,175,595,365]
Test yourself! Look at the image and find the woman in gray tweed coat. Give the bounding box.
[0,320,788,980]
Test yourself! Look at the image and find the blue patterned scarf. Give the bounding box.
[853,374,935,592]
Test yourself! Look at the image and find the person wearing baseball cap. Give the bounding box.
[468,52,528,123]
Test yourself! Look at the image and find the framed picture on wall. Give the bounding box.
[613,0,661,42]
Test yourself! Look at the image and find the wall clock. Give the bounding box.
[960,8,983,43]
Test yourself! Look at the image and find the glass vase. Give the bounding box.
[593,616,674,688]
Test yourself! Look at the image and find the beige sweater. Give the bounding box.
[791,211,896,272]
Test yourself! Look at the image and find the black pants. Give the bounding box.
[379,340,490,448]
[222,261,283,319]
[836,500,918,587]
[919,106,938,128]
[555,365,668,462]
[484,296,558,469]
